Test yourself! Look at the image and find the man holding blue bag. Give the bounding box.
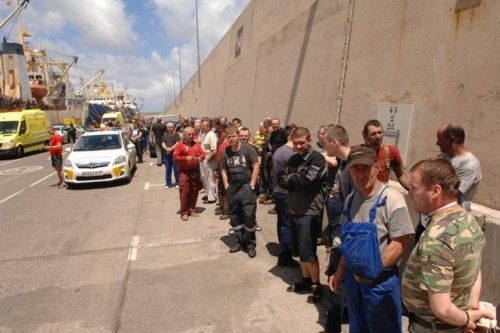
[329,146,414,333]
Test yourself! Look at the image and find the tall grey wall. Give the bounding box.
[168,0,499,210]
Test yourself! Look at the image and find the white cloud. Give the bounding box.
[24,0,137,51]
[150,0,250,112]
[0,0,250,113]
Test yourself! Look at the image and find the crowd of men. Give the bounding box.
[138,114,492,333]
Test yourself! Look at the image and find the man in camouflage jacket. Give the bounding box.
[403,158,491,333]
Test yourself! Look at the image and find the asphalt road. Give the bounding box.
[0,147,409,332]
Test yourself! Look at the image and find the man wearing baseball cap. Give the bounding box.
[329,146,414,333]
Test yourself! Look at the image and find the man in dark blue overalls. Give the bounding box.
[330,146,414,333]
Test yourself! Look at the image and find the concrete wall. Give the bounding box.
[168,0,499,209]
[169,0,499,312]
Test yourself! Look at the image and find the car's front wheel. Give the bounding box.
[16,145,24,158]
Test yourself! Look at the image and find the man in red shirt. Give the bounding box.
[173,126,205,221]
[44,127,65,188]
[362,119,410,190]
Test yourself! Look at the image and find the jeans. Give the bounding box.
[164,153,179,186]
[274,192,293,258]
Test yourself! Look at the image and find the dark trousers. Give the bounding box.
[217,169,229,213]
[274,192,293,258]
[227,183,257,249]
[164,153,179,186]
[261,153,273,197]
[325,196,346,333]
[179,170,201,215]
[134,141,143,162]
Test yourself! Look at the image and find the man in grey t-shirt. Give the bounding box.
[330,146,414,333]
[436,123,482,211]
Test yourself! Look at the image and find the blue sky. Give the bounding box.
[0,0,250,113]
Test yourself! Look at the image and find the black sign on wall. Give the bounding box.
[235,26,243,58]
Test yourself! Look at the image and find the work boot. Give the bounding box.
[229,244,244,253]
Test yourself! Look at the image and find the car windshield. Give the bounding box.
[0,121,19,134]
[73,134,122,151]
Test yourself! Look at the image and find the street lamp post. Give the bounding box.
[195,0,201,88]
[170,72,176,106]
[174,48,182,101]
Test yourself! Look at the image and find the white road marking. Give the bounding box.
[147,183,165,188]
[29,172,56,187]
[0,166,43,176]
[0,160,18,167]
[139,237,203,249]
[0,189,24,204]
[144,182,150,190]
[127,235,140,261]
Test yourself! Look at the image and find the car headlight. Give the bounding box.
[63,159,73,168]
[113,156,126,165]
[3,139,13,148]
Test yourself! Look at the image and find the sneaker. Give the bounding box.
[181,214,189,221]
[247,248,256,258]
[308,284,323,303]
[229,244,244,253]
[287,280,312,294]
[164,185,170,189]
[267,208,277,214]
[277,256,300,268]
[174,184,179,189]
[219,214,230,220]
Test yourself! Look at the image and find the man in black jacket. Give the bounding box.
[278,127,327,303]
[151,117,166,166]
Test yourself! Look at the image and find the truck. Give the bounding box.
[101,111,125,126]
[0,109,51,157]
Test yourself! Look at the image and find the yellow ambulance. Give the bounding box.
[0,109,51,157]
